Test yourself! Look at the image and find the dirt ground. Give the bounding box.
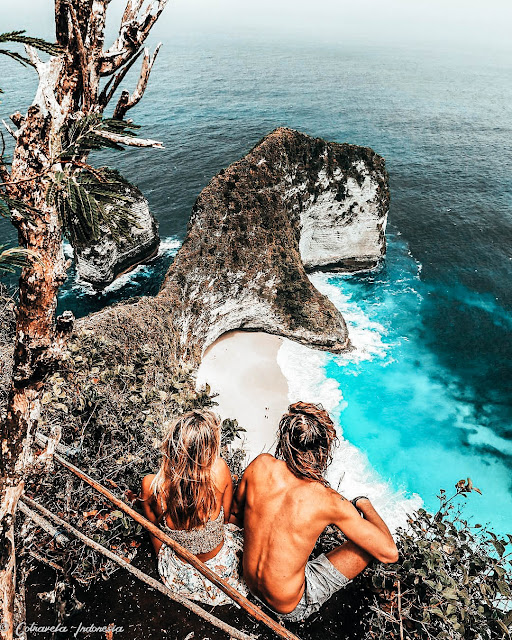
[25,533,368,640]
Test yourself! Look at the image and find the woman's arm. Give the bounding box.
[141,474,163,554]
[214,458,234,523]
[229,473,247,527]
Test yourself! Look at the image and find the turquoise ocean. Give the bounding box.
[1,35,511,533]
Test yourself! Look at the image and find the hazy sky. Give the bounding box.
[2,0,511,52]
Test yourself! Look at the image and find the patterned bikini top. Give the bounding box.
[159,498,225,555]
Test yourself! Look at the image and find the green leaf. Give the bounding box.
[0,246,40,273]
[497,620,510,636]
[497,580,511,597]
[442,587,459,601]
[491,539,506,557]
[0,30,62,55]
[495,565,506,578]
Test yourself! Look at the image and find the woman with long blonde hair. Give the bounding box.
[141,409,247,605]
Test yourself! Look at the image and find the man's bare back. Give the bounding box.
[231,453,398,614]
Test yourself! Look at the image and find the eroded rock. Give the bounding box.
[75,177,160,289]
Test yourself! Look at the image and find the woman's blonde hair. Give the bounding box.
[151,410,221,529]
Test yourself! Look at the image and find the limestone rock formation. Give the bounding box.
[75,178,160,289]
[79,128,389,365]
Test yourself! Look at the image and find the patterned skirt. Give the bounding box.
[157,524,248,606]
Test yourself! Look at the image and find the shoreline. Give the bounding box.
[196,330,290,462]
[197,328,423,533]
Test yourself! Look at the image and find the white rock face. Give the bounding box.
[298,162,388,272]
[75,181,160,289]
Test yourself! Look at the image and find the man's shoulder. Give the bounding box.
[242,453,278,481]
[300,484,350,519]
[322,487,354,517]
[248,453,277,470]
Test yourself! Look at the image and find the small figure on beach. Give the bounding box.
[230,401,398,622]
[141,410,248,605]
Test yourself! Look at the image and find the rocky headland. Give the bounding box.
[78,127,389,365]
[75,175,160,289]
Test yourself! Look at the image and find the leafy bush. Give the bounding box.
[220,418,247,480]
[364,479,512,639]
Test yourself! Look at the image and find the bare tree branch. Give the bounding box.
[122,0,146,25]
[25,45,65,127]
[2,121,17,139]
[23,44,42,69]
[95,129,164,148]
[0,131,9,183]
[66,2,92,111]
[100,0,168,76]
[86,0,109,51]
[113,44,161,119]
[98,47,145,108]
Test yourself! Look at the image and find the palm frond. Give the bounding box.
[0,48,31,66]
[0,246,39,274]
[45,115,143,247]
[0,31,62,94]
[0,194,38,221]
[46,166,140,248]
[0,30,62,56]
[58,114,140,160]
[0,199,10,218]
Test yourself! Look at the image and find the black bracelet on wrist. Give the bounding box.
[351,496,369,512]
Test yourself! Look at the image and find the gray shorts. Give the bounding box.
[277,554,350,623]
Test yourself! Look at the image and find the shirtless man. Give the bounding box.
[230,402,398,622]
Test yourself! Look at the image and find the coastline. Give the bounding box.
[196,330,290,461]
[198,328,423,533]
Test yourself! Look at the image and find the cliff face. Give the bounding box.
[75,178,160,289]
[79,128,389,364]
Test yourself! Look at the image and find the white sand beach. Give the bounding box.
[196,330,290,461]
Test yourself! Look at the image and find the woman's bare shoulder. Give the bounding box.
[141,473,156,497]
[212,457,232,486]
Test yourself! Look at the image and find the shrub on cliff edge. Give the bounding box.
[361,480,512,639]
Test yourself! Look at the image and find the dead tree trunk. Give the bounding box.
[0,2,167,636]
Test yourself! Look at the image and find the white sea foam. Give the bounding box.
[309,272,389,365]
[466,426,512,457]
[276,274,423,533]
[277,339,345,417]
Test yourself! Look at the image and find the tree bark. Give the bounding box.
[0,104,65,640]
[0,2,167,636]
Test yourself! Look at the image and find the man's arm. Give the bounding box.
[333,496,398,564]
[229,454,270,527]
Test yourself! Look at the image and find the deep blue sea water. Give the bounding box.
[1,35,511,532]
